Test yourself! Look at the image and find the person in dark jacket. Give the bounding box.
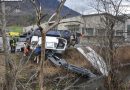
[34,45,41,63]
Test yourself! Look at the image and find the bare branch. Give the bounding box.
[63,77,81,90]
[47,13,56,23]
[29,0,42,26]
[46,0,66,30]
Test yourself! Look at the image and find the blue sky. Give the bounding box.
[64,0,130,15]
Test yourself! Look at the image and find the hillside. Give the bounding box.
[5,0,80,25]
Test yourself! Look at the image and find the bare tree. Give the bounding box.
[92,0,126,90]
[0,1,36,90]
[29,0,67,89]
[0,1,16,90]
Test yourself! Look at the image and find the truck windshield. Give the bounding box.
[18,38,26,42]
[18,36,26,42]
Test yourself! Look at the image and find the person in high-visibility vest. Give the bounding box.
[10,38,16,53]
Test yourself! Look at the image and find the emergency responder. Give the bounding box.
[10,37,16,53]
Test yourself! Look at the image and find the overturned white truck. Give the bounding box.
[30,29,71,53]
[30,29,96,78]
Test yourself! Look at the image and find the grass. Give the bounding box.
[8,26,23,32]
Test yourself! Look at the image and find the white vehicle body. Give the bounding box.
[30,36,67,52]
[77,47,108,76]
[15,42,25,52]
[15,37,26,52]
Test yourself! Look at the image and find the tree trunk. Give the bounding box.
[39,30,46,90]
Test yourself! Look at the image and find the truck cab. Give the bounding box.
[30,30,67,53]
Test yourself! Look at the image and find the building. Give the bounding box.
[124,14,130,41]
[24,13,130,44]
[57,13,127,44]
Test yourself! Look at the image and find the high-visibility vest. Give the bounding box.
[11,39,16,46]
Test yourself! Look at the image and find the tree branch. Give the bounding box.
[46,0,66,30]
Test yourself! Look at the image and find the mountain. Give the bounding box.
[39,0,80,16]
[6,0,80,17]
[5,0,80,26]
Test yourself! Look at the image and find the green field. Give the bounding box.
[8,26,23,32]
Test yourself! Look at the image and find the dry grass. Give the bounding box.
[92,46,130,64]
[115,46,130,63]
[43,60,63,77]
[62,48,92,68]
[0,46,130,89]
[0,55,5,84]
[0,46,130,78]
